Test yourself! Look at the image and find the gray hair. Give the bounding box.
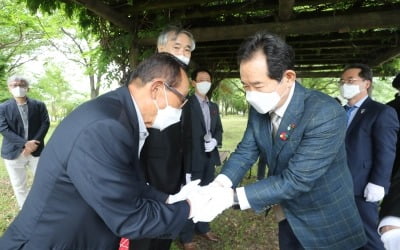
[7,76,29,87]
[157,26,196,51]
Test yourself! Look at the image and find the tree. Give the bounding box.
[29,65,85,122]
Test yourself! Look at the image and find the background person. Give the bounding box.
[179,68,223,250]
[378,72,400,250]
[0,76,49,209]
[339,64,399,250]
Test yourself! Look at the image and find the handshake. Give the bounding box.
[167,180,234,223]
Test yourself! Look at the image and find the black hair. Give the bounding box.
[127,52,186,87]
[191,68,212,81]
[237,31,295,81]
[343,63,373,82]
[392,73,400,90]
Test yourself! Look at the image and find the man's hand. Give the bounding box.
[190,186,234,223]
[23,140,40,155]
[204,138,217,152]
[167,180,201,204]
[364,182,385,202]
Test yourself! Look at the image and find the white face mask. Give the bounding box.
[11,87,27,98]
[174,55,190,65]
[152,86,182,131]
[196,81,211,95]
[340,84,361,99]
[246,90,281,114]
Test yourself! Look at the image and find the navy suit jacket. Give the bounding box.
[221,83,366,249]
[182,95,223,184]
[345,97,399,196]
[0,87,189,250]
[0,97,49,159]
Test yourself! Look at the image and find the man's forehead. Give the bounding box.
[167,33,191,46]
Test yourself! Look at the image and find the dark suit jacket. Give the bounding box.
[387,95,400,178]
[140,122,184,194]
[380,169,400,219]
[182,95,223,184]
[0,97,50,159]
[221,83,366,249]
[345,97,399,196]
[0,87,190,250]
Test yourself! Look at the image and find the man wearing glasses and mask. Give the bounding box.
[0,53,223,250]
[339,63,399,250]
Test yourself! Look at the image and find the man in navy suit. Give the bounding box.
[0,53,220,250]
[179,68,223,249]
[340,64,399,249]
[203,32,367,249]
[378,73,400,250]
[0,76,49,209]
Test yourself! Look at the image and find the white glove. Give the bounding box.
[185,173,192,184]
[209,174,233,188]
[191,186,234,223]
[364,182,385,202]
[381,229,400,250]
[204,138,217,152]
[167,179,201,204]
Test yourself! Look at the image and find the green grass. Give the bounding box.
[0,116,279,249]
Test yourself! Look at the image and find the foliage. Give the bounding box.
[213,78,247,115]
[0,0,50,79]
[29,65,86,121]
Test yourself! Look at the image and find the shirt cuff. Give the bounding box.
[236,187,251,210]
[378,216,400,235]
[214,174,232,188]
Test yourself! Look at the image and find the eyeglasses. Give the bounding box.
[163,82,188,108]
[8,83,27,88]
[338,78,366,85]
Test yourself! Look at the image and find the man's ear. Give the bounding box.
[150,79,164,99]
[284,70,296,87]
[191,80,197,88]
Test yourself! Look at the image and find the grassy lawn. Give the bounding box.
[0,115,279,249]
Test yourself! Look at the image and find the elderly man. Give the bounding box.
[132,26,196,250]
[0,76,49,209]
[0,53,226,250]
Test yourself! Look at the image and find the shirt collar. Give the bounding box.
[195,92,209,103]
[348,95,368,108]
[130,95,148,137]
[272,82,296,118]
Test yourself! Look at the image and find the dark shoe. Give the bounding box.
[200,232,220,242]
[182,242,197,250]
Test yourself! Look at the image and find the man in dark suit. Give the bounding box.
[0,53,216,250]
[204,32,367,249]
[340,64,399,249]
[130,26,196,250]
[378,72,400,250]
[386,73,400,178]
[0,76,49,209]
[179,68,223,249]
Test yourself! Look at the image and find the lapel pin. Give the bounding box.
[279,132,288,141]
[360,109,365,114]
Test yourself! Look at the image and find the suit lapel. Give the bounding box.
[270,83,305,174]
[117,87,140,146]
